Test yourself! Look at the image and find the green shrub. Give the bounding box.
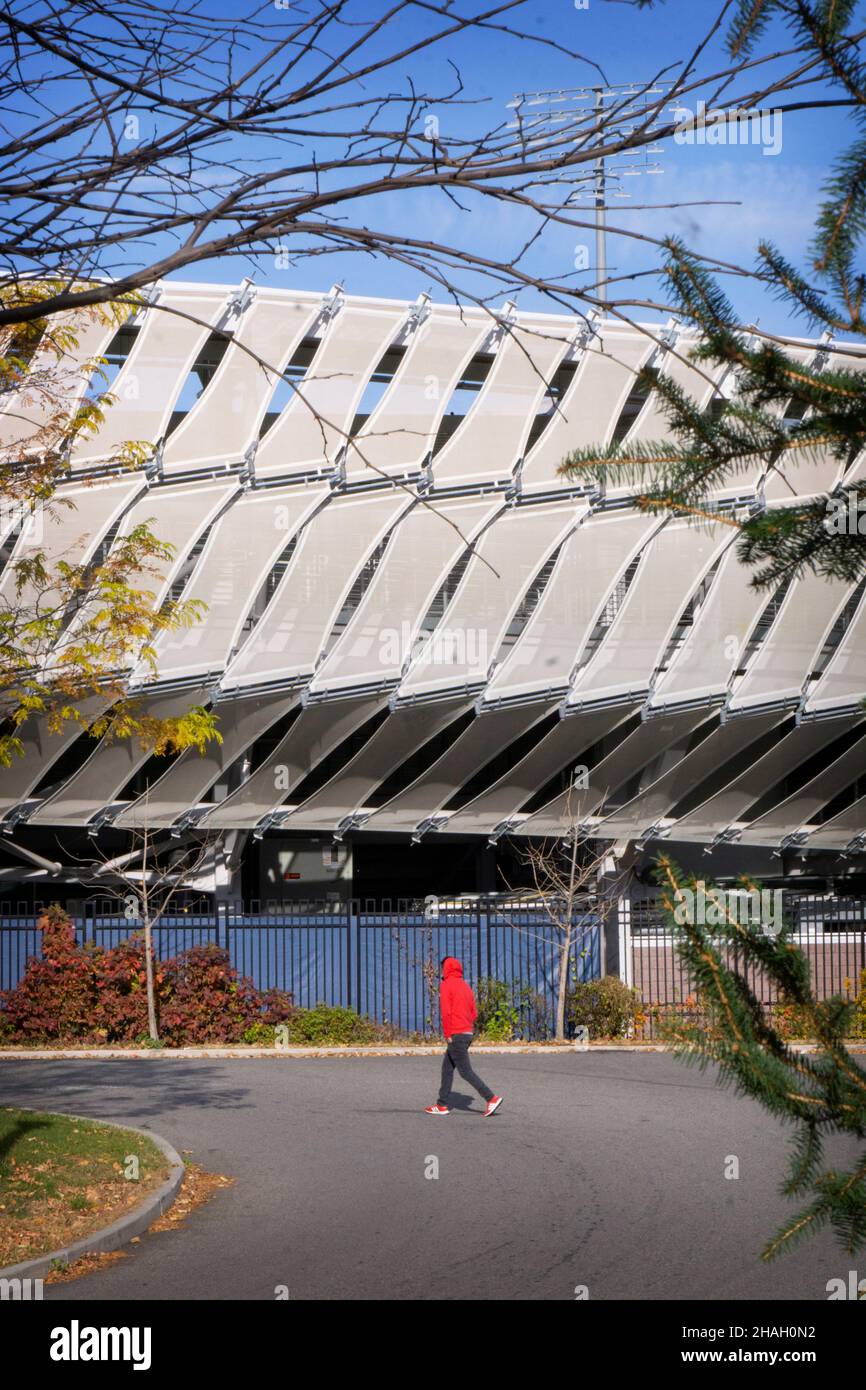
[852,969,866,1039]
[286,1003,384,1046]
[474,976,550,1041]
[566,975,642,1040]
[242,1021,277,1046]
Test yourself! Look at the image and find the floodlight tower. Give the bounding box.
[507,83,674,306]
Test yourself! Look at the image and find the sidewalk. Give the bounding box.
[1,1041,863,1059]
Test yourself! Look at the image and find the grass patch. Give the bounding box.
[0,1107,169,1269]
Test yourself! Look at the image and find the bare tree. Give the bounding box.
[493,777,628,1040]
[1,0,859,331]
[73,813,220,1041]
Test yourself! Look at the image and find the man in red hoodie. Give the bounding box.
[425,957,503,1116]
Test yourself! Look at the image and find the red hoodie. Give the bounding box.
[439,957,477,1038]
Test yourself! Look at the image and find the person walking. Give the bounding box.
[425,956,503,1116]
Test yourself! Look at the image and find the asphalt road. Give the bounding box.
[2,1053,860,1301]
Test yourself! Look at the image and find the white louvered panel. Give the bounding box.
[648,541,764,711]
[115,692,296,827]
[0,309,119,454]
[286,697,470,829]
[432,326,570,486]
[253,302,407,479]
[804,795,866,848]
[739,731,866,843]
[72,286,230,462]
[162,293,321,472]
[519,327,654,492]
[0,475,145,612]
[397,500,578,700]
[444,705,632,835]
[29,687,211,825]
[0,696,110,814]
[666,718,857,841]
[344,311,490,481]
[307,496,502,695]
[200,696,386,828]
[805,584,866,715]
[566,520,728,710]
[624,338,725,443]
[521,708,708,835]
[482,510,656,705]
[597,711,783,838]
[223,490,410,692]
[728,571,850,713]
[365,703,549,833]
[147,483,328,681]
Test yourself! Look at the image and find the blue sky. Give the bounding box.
[182,0,847,332]
[18,0,856,333]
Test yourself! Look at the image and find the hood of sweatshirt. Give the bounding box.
[441,957,464,980]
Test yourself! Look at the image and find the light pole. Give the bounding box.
[507,83,673,307]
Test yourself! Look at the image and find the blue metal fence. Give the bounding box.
[0,898,604,1038]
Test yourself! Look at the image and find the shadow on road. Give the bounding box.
[0,1061,255,1121]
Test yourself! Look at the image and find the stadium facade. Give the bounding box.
[2,280,865,904]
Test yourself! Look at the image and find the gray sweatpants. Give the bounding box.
[437,1031,494,1105]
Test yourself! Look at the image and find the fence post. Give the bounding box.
[617,897,633,988]
[215,900,227,954]
[346,900,355,1012]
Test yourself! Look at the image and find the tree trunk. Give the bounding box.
[143,915,159,1042]
[555,923,572,1042]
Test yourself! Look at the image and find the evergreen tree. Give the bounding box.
[655,854,866,1264]
[562,0,866,591]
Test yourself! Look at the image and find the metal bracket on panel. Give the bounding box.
[170,806,213,839]
[634,822,668,852]
[86,804,126,837]
[239,439,258,487]
[1,801,41,831]
[405,292,432,333]
[417,453,433,494]
[333,812,369,842]
[133,283,161,325]
[573,312,601,352]
[329,447,347,490]
[506,458,524,501]
[411,814,449,843]
[146,436,165,482]
[223,278,257,327]
[252,809,292,841]
[813,330,834,372]
[839,834,866,858]
[321,283,345,322]
[487,817,521,846]
[704,826,742,854]
[778,830,810,854]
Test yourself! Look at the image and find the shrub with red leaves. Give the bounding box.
[0,906,294,1045]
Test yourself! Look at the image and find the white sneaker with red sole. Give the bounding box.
[484,1096,503,1117]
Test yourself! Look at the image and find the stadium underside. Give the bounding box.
[2,281,864,903]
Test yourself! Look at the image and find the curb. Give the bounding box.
[0,1042,862,1058]
[0,1043,668,1057]
[0,1114,184,1283]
